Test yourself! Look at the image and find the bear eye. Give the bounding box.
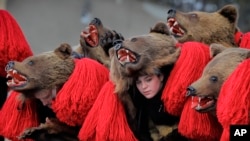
[131,38,137,42]
[189,13,198,21]
[210,76,218,82]
[28,60,34,66]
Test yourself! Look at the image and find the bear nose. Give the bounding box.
[90,17,102,26]
[113,39,123,51]
[5,61,15,71]
[167,9,176,17]
[186,86,196,97]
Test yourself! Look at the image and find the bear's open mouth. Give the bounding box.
[191,96,216,112]
[167,18,185,37]
[81,24,99,47]
[116,47,139,66]
[6,69,27,88]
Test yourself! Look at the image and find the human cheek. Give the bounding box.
[136,84,144,93]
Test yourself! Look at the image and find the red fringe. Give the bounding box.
[217,59,250,141]
[0,10,33,77]
[161,42,211,116]
[234,31,243,46]
[234,31,250,49]
[178,98,222,141]
[239,32,250,49]
[78,81,138,141]
[52,58,109,126]
[0,91,39,141]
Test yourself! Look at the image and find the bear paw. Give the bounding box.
[100,30,124,53]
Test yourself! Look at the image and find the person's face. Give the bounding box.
[34,89,56,108]
[136,74,163,99]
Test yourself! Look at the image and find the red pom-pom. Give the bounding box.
[162,42,211,116]
[0,10,33,77]
[0,91,39,140]
[52,58,109,126]
[78,81,138,141]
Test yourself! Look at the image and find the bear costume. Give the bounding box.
[0,44,109,141]
[79,22,215,141]
[187,44,250,141]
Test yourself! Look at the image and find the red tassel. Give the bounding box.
[0,10,33,77]
[217,59,250,141]
[161,42,211,116]
[52,58,109,126]
[79,81,138,141]
[239,32,250,49]
[78,81,109,141]
[0,91,39,140]
[178,98,222,141]
[234,31,243,46]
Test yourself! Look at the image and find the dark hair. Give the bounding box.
[134,64,174,82]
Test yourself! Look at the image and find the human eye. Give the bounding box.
[136,80,141,85]
[145,77,152,82]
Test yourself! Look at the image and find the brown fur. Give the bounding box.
[73,17,124,68]
[110,22,180,95]
[167,4,239,47]
[5,44,78,141]
[187,44,250,114]
[18,118,79,141]
[6,43,75,99]
[109,22,182,140]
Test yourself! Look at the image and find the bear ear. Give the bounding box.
[150,22,170,35]
[218,4,238,24]
[210,43,227,57]
[55,43,73,59]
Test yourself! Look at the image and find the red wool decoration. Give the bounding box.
[217,59,250,141]
[78,81,138,141]
[52,58,109,126]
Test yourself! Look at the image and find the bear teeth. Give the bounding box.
[6,69,27,87]
[191,96,216,111]
[167,18,184,36]
[81,25,98,47]
[117,48,137,65]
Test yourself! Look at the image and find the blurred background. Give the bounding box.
[0,0,249,54]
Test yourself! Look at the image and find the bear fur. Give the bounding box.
[167,4,239,47]
[187,43,250,115]
[6,43,75,99]
[109,22,179,95]
[109,22,184,141]
[5,43,109,141]
[73,17,124,68]
[18,117,79,141]
[5,43,79,141]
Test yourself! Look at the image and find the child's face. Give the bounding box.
[34,89,56,108]
[136,74,163,99]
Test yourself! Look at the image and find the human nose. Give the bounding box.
[141,81,148,89]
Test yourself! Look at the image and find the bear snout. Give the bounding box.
[186,86,196,96]
[167,9,176,17]
[5,61,15,71]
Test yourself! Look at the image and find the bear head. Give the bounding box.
[167,4,238,47]
[73,17,124,68]
[5,43,75,98]
[187,43,250,114]
[109,21,180,95]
